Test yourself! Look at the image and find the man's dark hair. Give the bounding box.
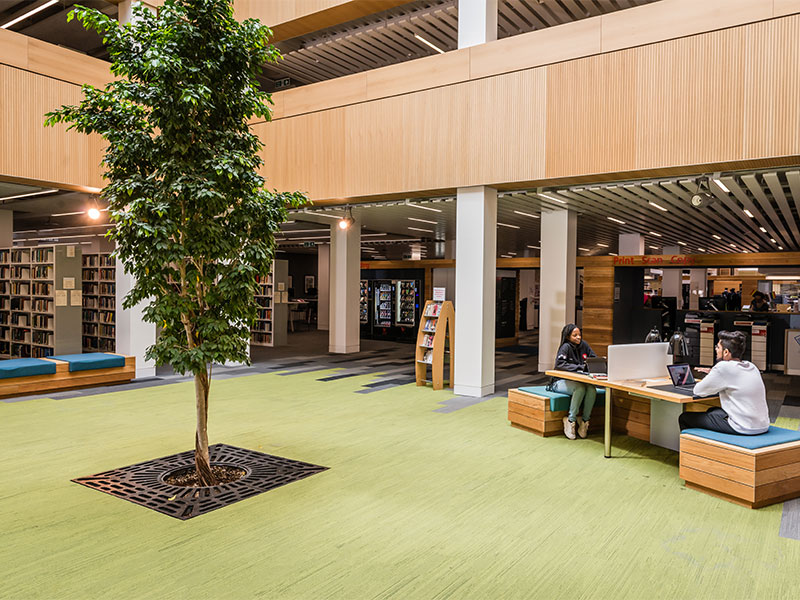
[718,330,747,359]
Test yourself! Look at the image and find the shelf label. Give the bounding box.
[55,290,68,306]
[63,277,75,290]
[433,287,446,301]
[70,290,82,306]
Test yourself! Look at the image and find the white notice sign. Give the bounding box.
[70,290,82,306]
[433,287,446,301]
[55,290,68,306]
[66,246,75,258]
[63,277,75,290]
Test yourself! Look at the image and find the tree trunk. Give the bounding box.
[194,369,217,486]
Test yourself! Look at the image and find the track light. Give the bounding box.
[338,206,354,230]
[690,176,716,208]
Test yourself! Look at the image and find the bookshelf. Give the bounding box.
[0,245,82,359]
[82,252,116,352]
[250,259,287,348]
[415,299,454,390]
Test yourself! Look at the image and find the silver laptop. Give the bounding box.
[585,357,607,376]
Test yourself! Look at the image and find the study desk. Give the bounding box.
[545,370,719,457]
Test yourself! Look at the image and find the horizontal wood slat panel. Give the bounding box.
[681,451,754,486]
[680,438,754,470]
[0,65,105,190]
[680,465,755,502]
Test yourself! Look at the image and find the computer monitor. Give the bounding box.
[607,342,670,381]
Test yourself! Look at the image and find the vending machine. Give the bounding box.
[394,280,419,327]
[359,280,369,325]
[374,280,394,327]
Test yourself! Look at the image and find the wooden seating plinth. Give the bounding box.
[0,355,135,398]
[680,432,800,509]
[508,387,604,437]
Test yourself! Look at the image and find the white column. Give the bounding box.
[0,210,12,246]
[661,245,681,298]
[689,269,707,310]
[619,233,644,256]
[317,243,330,331]
[115,267,156,378]
[458,0,498,49]
[329,220,360,353]
[454,186,496,397]
[538,209,577,373]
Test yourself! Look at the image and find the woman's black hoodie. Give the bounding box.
[553,324,596,373]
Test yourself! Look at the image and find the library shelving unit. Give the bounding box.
[250,259,287,348]
[415,299,454,390]
[0,245,82,359]
[82,252,116,353]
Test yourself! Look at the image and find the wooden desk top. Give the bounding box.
[544,370,718,404]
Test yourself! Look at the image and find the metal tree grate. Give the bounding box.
[72,444,328,520]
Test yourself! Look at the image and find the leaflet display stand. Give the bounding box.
[415,299,454,390]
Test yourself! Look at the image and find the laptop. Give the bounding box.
[650,363,702,396]
[585,357,607,378]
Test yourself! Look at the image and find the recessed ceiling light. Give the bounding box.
[779,246,784,250]
[649,201,668,212]
[409,203,442,213]
[770,238,777,243]
[697,248,705,252]
[497,222,520,229]
[527,245,540,249]
[648,231,662,237]
[513,210,539,219]
[730,243,737,248]
[413,33,445,54]
[362,233,387,237]
[408,227,433,233]
[0,188,58,201]
[408,217,436,224]
[597,243,609,247]
[51,211,85,217]
[305,211,344,220]
[539,193,566,204]
[578,247,590,252]
[607,217,626,224]
[1,0,58,29]
[677,241,687,246]
[649,245,659,250]
[507,252,516,256]
[760,227,767,232]
[712,234,722,240]
[609,253,618,256]
[744,209,754,218]
[713,179,730,193]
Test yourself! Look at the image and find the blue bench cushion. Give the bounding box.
[0,358,57,379]
[682,426,800,450]
[518,385,606,413]
[51,353,125,373]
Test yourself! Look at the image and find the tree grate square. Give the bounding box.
[72,443,328,520]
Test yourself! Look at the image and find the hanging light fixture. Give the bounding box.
[338,206,354,230]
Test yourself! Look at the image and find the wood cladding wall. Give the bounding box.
[0,29,111,190]
[262,9,800,202]
[0,65,104,190]
[581,265,614,358]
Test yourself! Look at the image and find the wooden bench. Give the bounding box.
[508,386,605,437]
[680,427,800,508]
[0,353,135,398]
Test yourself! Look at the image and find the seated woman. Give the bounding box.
[678,330,769,435]
[550,324,597,440]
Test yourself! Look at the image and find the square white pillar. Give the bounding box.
[454,186,496,397]
[115,267,157,379]
[329,221,360,353]
[317,243,330,331]
[661,245,681,298]
[538,209,577,373]
[458,0,498,49]
[619,233,644,256]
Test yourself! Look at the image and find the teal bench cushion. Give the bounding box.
[51,353,125,373]
[518,385,606,413]
[681,426,800,450]
[0,358,56,379]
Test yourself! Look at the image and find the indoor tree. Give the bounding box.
[46,0,305,486]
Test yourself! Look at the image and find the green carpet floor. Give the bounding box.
[1,369,798,599]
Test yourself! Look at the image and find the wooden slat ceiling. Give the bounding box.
[284,168,800,259]
[269,0,663,86]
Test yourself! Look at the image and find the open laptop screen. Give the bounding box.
[667,363,695,386]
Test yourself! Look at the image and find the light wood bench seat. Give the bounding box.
[0,354,135,398]
[508,386,605,437]
[680,427,800,508]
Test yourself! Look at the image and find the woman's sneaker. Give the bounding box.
[563,416,577,440]
[577,417,590,439]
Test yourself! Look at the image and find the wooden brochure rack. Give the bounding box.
[415,300,454,390]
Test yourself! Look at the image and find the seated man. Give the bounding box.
[678,330,769,435]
